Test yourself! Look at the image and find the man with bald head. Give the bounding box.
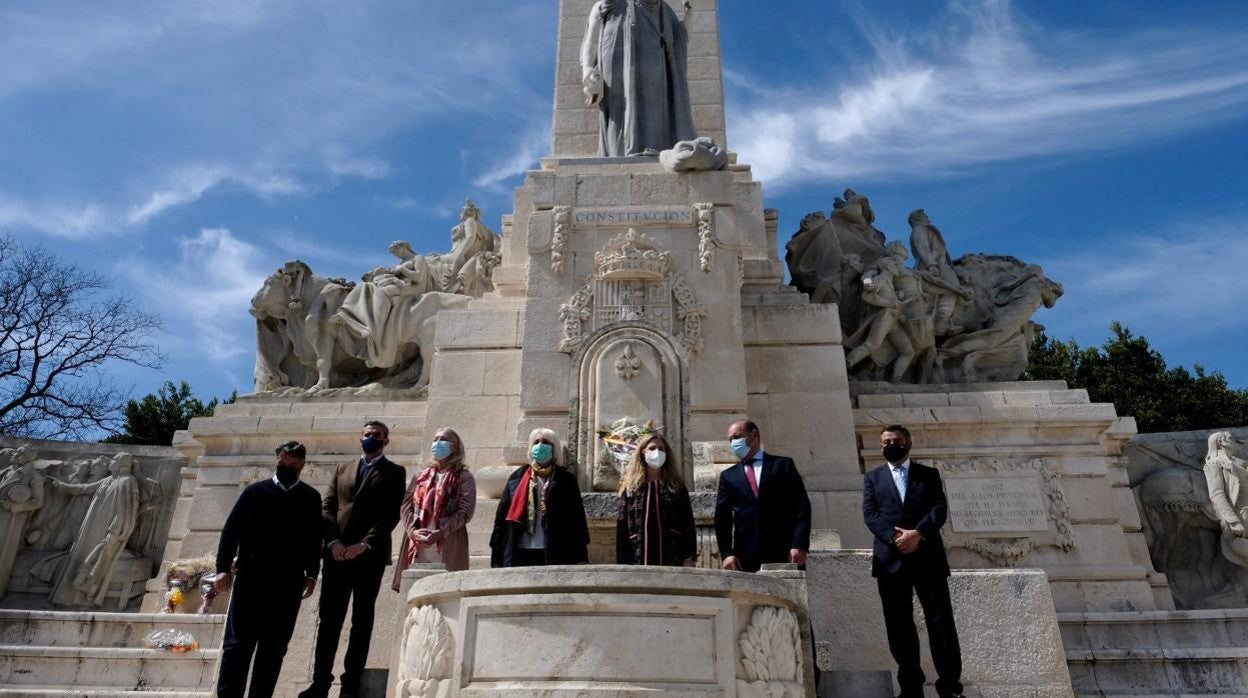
[714,419,812,572]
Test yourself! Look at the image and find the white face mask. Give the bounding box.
[644,448,666,469]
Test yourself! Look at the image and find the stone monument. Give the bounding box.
[6,1,1244,696]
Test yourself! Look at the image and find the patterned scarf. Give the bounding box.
[410,465,460,554]
[506,463,554,534]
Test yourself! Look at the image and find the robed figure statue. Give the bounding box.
[581,0,697,157]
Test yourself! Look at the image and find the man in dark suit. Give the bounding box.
[714,419,812,572]
[300,421,406,698]
[863,424,964,698]
[215,441,321,698]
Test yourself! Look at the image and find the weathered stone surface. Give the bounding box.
[809,551,1072,697]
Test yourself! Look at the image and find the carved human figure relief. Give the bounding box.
[395,605,454,698]
[736,605,803,698]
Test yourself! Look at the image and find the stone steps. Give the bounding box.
[1061,610,1248,695]
[0,646,219,690]
[0,610,225,648]
[0,688,209,697]
[0,611,223,693]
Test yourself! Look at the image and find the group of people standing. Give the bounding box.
[213,418,964,698]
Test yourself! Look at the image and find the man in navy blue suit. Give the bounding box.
[863,424,963,698]
[714,419,812,572]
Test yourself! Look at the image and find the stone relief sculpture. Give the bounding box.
[394,605,454,698]
[736,605,803,698]
[660,137,728,173]
[785,192,1063,383]
[1133,430,1248,609]
[250,200,498,393]
[27,453,157,608]
[581,0,697,156]
[0,446,46,598]
[1205,432,1248,568]
[559,229,705,356]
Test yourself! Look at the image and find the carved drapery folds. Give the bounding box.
[934,457,1075,566]
[736,605,803,698]
[785,190,1063,384]
[250,199,499,394]
[558,229,705,356]
[395,605,454,698]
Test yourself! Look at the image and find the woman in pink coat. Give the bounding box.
[392,427,476,590]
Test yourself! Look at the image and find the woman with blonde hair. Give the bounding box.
[616,434,697,566]
[490,428,589,567]
[392,427,476,590]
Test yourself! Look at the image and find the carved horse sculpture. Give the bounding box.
[250,261,470,392]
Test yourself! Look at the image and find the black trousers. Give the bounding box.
[310,556,386,690]
[510,548,547,567]
[876,568,963,698]
[217,575,302,698]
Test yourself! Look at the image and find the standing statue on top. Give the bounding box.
[581,0,697,157]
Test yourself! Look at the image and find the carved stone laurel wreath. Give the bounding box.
[558,229,706,355]
[694,202,715,272]
[736,605,803,698]
[932,457,1075,566]
[395,605,454,698]
[551,205,570,274]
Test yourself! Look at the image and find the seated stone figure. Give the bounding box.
[250,200,500,392]
[0,446,46,599]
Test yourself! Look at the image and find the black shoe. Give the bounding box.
[297,685,330,698]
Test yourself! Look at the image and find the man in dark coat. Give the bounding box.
[714,419,812,573]
[300,421,406,698]
[214,441,321,698]
[490,428,590,567]
[863,424,964,698]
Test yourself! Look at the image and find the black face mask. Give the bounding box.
[275,463,300,486]
[882,444,910,464]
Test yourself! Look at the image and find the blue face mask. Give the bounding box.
[530,443,554,465]
[431,439,454,461]
[730,437,751,460]
[361,436,385,455]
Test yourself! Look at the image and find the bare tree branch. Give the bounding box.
[0,235,164,439]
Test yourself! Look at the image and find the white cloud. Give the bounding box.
[0,2,552,239]
[1038,216,1248,344]
[124,228,270,364]
[472,122,550,191]
[730,0,1248,187]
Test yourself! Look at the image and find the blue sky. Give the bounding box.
[2,0,1246,408]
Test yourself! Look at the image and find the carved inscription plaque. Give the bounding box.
[573,208,694,226]
[946,476,1049,533]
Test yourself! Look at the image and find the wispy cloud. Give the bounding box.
[730,0,1248,186]
[0,2,552,239]
[1039,215,1248,346]
[123,228,270,364]
[472,121,550,191]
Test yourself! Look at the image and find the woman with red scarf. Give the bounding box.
[489,428,589,567]
[392,428,476,590]
[616,434,697,566]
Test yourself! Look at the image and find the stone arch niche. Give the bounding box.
[576,327,686,493]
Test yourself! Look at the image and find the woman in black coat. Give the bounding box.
[616,434,698,566]
[490,428,590,567]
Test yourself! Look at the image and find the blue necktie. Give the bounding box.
[357,459,373,488]
[894,465,908,501]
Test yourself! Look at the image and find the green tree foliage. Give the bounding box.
[1025,322,1248,433]
[102,381,235,446]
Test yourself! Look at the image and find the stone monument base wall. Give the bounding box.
[810,550,1073,697]
[852,382,1165,613]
